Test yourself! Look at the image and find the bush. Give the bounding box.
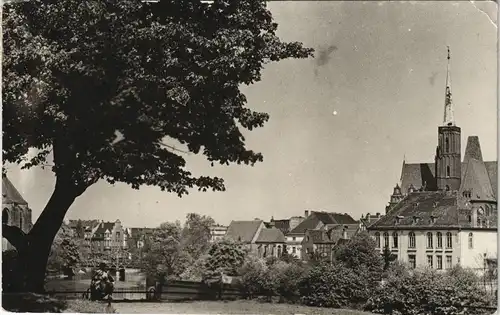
[299,262,371,309]
[275,261,307,302]
[239,255,269,298]
[366,267,492,315]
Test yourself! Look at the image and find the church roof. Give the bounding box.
[399,136,497,199]
[255,228,285,243]
[460,158,496,201]
[2,175,28,205]
[225,220,263,243]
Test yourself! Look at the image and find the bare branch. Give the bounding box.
[159,142,191,155]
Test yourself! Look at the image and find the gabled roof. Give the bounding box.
[271,219,291,234]
[92,222,116,239]
[256,228,285,243]
[129,227,157,239]
[288,211,357,235]
[2,175,28,205]
[225,220,263,243]
[370,191,463,229]
[460,158,495,201]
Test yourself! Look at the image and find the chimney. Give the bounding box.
[376,212,381,218]
[304,210,309,218]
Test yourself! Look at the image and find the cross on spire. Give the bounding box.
[443,46,455,126]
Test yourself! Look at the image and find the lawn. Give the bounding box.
[112,300,374,314]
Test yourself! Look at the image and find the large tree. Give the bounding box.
[181,213,215,260]
[2,0,313,292]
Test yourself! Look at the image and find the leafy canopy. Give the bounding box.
[3,0,313,195]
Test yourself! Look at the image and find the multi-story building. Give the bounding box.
[90,219,127,252]
[2,175,33,251]
[367,50,497,273]
[285,210,359,260]
[209,224,228,243]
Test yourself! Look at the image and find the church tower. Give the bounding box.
[435,47,461,191]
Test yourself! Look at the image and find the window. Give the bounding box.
[375,232,381,248]
[292,246,296,254]
[392,232,398,248]
[445,138,449,152]
[468,215,472,223]
[477,217,481,227]
[408,255,416,268]
[446,255,452,269]
[427,232,433,248]
[116,232,120,239]
[383,232,389,248]
[2,208,8,225]
[445,185,450,191]
[435,233,443,249]
[437,255,443,270]
[292,237,296,241]
[446,232,452,248]
[446,166,450,177]
[427,255,433,268]
[408,232,416,248]
[19,216,23,229]
[468,233,473,249]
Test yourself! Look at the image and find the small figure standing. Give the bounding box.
[90,262,115,301]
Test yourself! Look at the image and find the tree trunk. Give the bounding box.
[16,178,78,293]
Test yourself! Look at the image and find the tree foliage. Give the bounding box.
[181,213,215,261]
[46,225,81,276]
[334,232,384,284]
[140,222,192,283]
[202,239,246,284]
[2,0,312,292]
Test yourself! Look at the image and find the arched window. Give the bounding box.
[383,232,389,248]
[375,232,381,248]
[446,166,450,177]
[445,137,450,153]
[446,232,453,248]
[2,208,9,225]
[445,185,450,191]
[19,216,23,229]
[392,232,398,248]
[408,232,416,248]
[427,232,433,248]
[468,215,472,223]
[468,233,473,249]
[436,232,443,248]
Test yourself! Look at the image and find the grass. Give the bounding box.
[113,300,374,314]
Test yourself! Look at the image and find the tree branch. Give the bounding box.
[2,224,28,251]
[159,142,191,155]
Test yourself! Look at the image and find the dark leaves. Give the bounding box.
[3,0,313,194]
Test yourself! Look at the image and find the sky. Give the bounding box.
[4,1,498,228]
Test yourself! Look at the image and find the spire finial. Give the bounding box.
[443,46,455,126]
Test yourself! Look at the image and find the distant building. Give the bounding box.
[360,212,384,230]
[126,227,156,249]
[2,175,33,251]
[367,50,497,273]
[67,219,100,240]
[301,223,359,261]
[225,219,285,258]
[209,225,228,243]
[267,216,305,235]
[91,220,127,252]
[285,210,359,260]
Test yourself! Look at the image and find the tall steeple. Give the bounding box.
[435,46,461,191]
[443,46,455,126]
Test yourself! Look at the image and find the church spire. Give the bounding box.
[443,46,455,126]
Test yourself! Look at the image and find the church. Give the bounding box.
[367,49,497,273]
[2,174,33,251]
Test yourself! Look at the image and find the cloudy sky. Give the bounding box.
[5,1,498,228]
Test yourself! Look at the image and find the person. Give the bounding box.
[90,262,115,301]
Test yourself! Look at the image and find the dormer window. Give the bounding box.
[430,216,436,224]
[412,216,419,224]
[395,215,404,224]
